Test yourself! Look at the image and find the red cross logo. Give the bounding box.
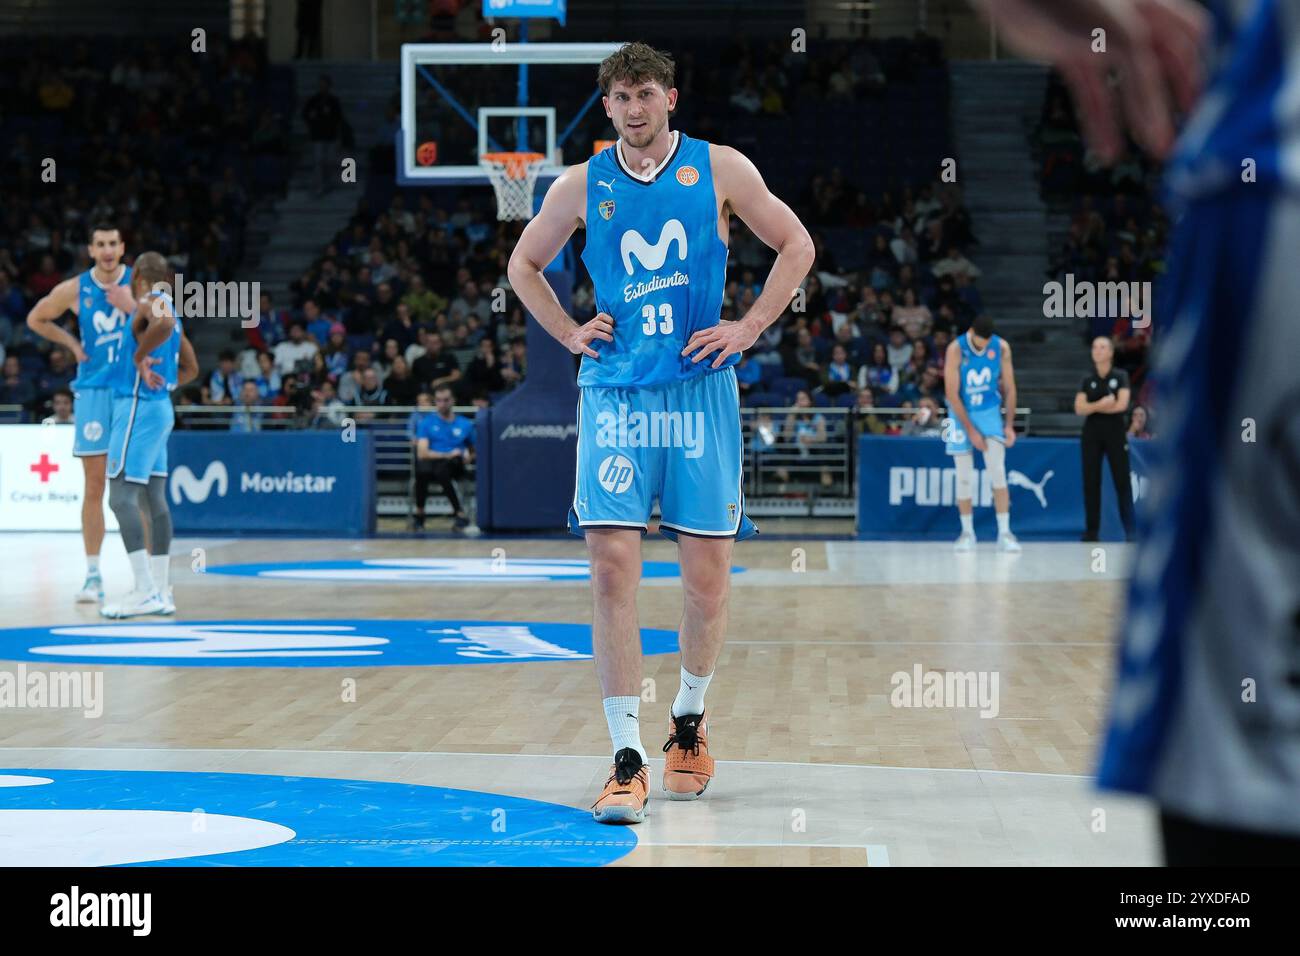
[30,454,60,483]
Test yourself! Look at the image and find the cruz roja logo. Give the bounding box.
[595,404,705,459]
[597,455,635,494]
[170,461,228,504]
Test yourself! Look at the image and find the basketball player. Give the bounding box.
[942,314,1020,552]
[25,224,130,603]
[99,251,198,618]
[972,0,1300,862]
[507,42,814,824]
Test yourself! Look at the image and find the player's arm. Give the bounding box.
[177,332,199,387]
[132,295,177,390]
[507,162,611,358]
[416,436,446,461]
[999,340,1018,447]
[25,277,86,362]
[684,145,815,368]
[943,340,982,449]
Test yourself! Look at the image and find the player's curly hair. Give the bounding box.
[597,42,675,95]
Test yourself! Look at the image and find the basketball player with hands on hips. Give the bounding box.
[25,224,131,604]
[508,42,814,824]
[943,314,1020,552]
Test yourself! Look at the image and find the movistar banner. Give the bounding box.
[856,436,1153,540]
[168,432,375,535]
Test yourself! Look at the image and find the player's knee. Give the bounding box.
[682,578,729,621]
[984,443,1008,489]
[107,478,139,515]
[587,538,641,600]
[954,454,976,500]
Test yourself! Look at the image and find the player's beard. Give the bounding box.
[621,113,664,149]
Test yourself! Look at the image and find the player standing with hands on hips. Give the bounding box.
[508,43,814,824]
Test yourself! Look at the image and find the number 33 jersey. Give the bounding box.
[579,131,733,388]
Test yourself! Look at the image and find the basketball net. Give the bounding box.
[480,151,547,221]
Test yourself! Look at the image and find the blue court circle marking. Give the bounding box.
[203,557,744,583]
[0,769,636,866]
[0,619,680,667]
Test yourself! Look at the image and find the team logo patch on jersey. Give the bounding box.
[676,165,699,186]
[83,298,92,309]
[82,421,102,442]
[599,199,615,221]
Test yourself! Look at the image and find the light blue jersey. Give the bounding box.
[115,292,182,400]
[945,331,1005,455]
[578,132,731,387]
[956,331,1002,415]
[73,266,132,390]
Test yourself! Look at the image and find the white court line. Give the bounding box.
[0,746,1095,779]
[865,844,891,867]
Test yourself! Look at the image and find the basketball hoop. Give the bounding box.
[480,151,547,221]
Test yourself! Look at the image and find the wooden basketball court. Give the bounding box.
[0,526,1156,866]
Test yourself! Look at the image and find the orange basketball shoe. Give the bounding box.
[592,748,650,824]
[662,712,714,800]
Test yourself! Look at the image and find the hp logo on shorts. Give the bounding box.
[597,455,635,494]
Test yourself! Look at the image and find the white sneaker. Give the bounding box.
[100,589,166,619]
[159,587,176,615]
[953,532,976,552]
[75,575,104,604]
[997,532,1022,553]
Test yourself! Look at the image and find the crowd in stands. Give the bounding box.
[1035,74,1163,421]
[0,35,291,421]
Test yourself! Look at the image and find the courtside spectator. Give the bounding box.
[229,381,264,432]
[412,385,474,532]
[43,387,74,425]
[273,321,319,377]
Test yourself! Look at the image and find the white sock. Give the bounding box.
[997,511,1011,535]
[151,554,170,592]
[960,513,974,536]
[671,665,713,718]
[127,549,154,593]
[86,556,100,577]
[602,696,646,763]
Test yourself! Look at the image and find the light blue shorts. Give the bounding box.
[568,367,758,542]
[72,386,113,456]
[107,394,173,484]
[945,406,1006,456]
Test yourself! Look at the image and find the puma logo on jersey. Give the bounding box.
[597,178,616,192]
[1008,469,1054,508]
[620,219,688,276]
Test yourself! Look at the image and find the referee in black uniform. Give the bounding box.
[1075,336,1136,541]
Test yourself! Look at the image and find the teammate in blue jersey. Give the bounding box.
[973,0,1300,862]
[942,314,1021,552]
[25,223,132,603]
[508,42,814,824]
[99,251,199,619]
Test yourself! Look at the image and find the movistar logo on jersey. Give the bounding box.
[595,404,705,458]
[91,308,124,337]
[965,367,993,389]
[621,219,688,275]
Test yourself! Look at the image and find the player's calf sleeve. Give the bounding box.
[954,452,976,501]
[108,477,147,554]
[146,475,173,556]
[983,439,1008,489]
